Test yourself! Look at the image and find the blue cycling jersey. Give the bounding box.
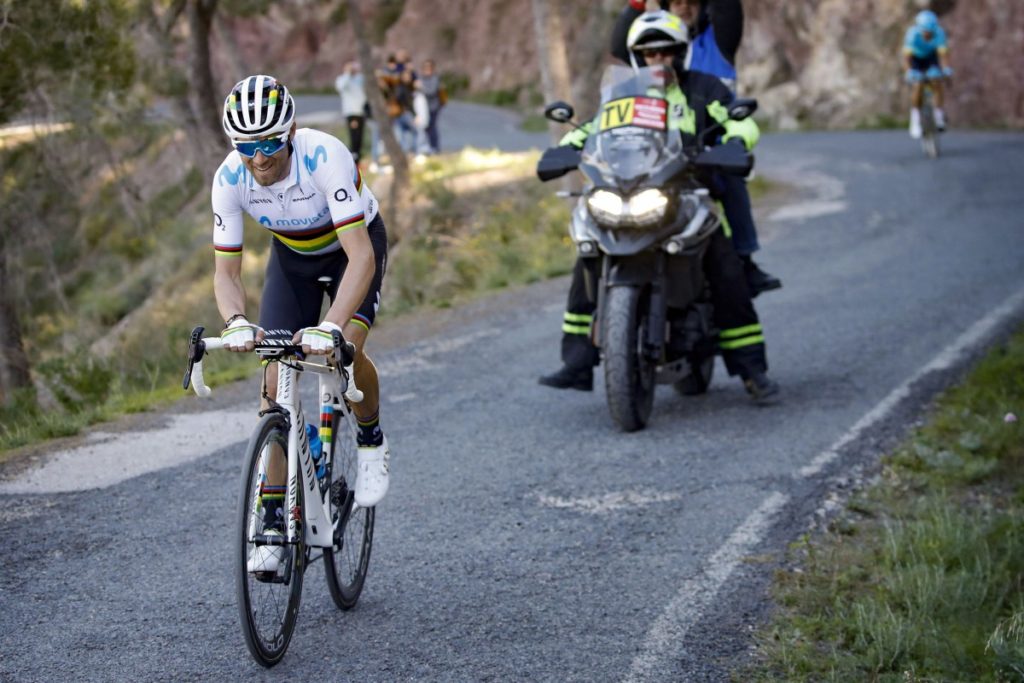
[903,25,948,59]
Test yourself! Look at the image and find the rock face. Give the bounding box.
[215,0,1022,129]
[739,0,1024,129]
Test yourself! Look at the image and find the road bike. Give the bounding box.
[918,74,950,160]
[920,85,940,159]
[183,324,374,667]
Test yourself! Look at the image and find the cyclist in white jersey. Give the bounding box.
[211,75,390,571]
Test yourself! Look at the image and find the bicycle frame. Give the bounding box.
[272,356,349,549]
[185,331,364,550]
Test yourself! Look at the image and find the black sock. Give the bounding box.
[356,410,383,447]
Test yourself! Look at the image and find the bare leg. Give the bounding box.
[932,81,945,108]
[911,82,924,109]
[342,322,380,422]
[262,365,287,487]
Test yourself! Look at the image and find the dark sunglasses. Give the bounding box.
[640,47,677,58]
[234,134,288,158]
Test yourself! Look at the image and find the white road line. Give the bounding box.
[798,284,1024,479]
[623,491,790,683]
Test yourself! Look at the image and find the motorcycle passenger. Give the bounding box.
[539,11,779,403]
[611,0,780,297]
[903,9,952,139]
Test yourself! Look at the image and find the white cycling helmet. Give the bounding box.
[221,74,296,141]
[626,10,689,53]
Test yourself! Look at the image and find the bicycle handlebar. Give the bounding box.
[182,326,364,403]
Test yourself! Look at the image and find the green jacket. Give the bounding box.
[560,69,759,151]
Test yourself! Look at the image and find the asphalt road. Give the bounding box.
[295,94,552,152]
[2,129,1024,682]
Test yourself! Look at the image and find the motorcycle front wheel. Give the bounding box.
[603,285,656,432]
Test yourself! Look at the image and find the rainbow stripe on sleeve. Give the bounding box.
[334,212,366,234]
[215,244,243,258]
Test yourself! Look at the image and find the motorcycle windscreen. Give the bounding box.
[588,99,670,182]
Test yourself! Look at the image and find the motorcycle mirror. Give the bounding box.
[727,98,758,122]
[544,101,575,123]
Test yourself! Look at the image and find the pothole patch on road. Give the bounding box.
[535,489,683,514]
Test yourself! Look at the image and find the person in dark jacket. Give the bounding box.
[610,0,780,297]
[539,11,779,402]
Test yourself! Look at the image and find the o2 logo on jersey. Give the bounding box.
[334,188,351,202]
[214,213,223,228]
[303,145,328,173]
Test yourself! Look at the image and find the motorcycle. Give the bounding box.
[537,64,757,432]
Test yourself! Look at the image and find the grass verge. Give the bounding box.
[743,327,1024,682]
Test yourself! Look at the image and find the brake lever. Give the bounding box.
[182,326,207,390]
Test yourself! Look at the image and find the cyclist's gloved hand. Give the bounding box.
[941,66,954,78]
[221,316,263,352]
[297,320,343,356]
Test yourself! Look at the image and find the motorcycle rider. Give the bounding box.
[539,11,779,403]
[903,9,952,139]
[611,0,780,297]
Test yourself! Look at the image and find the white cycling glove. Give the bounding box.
[220,316,262,352]
[298,320,343,355]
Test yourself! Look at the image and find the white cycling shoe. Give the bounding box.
[934,108,946,131]
[355,437,390,508]
[247,529,285,575]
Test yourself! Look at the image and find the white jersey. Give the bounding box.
[211,128,378,258]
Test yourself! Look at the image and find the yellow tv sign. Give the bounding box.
[599,96,668,132]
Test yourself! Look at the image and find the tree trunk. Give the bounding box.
[0,240,32,407]
[531,0,574,145]
[138,0,212,174]
[571,0,618,116]
[344,0,413,242]
[187,0,225,158]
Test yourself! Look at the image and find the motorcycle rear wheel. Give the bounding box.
[603,285,655,432]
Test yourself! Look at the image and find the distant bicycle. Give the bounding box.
[907,69,951,160]
[183,324,374,667]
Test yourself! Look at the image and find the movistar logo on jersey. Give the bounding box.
[218,164,246,187]
[264,206,331,227]
[303,145,328,173]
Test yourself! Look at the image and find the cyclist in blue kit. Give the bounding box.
[903,10,953,139]
[211,75,390,571]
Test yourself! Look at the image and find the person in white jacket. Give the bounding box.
[335,61,368,163]
[411,82,431,157]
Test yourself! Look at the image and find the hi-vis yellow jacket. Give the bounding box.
[560,69,759,152]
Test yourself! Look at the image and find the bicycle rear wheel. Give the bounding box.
[236,413,304,667]
[324,407,375,610]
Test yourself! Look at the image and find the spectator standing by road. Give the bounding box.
[417,59,447,154]
[335,60,368,164]
[392,70,418,154]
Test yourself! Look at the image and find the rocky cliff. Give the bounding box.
[214,0,1022,129]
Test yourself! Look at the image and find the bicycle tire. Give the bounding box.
[323,407,375,610]
[236,413,304,667]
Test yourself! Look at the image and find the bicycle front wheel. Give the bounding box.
[324,408,375,610]
[236,413,304,667]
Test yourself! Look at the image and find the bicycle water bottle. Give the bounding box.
[305,423,326,481]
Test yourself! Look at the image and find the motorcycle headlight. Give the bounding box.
[627,188,668,226]
[586,188,669,228]
[586,190,625,225]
